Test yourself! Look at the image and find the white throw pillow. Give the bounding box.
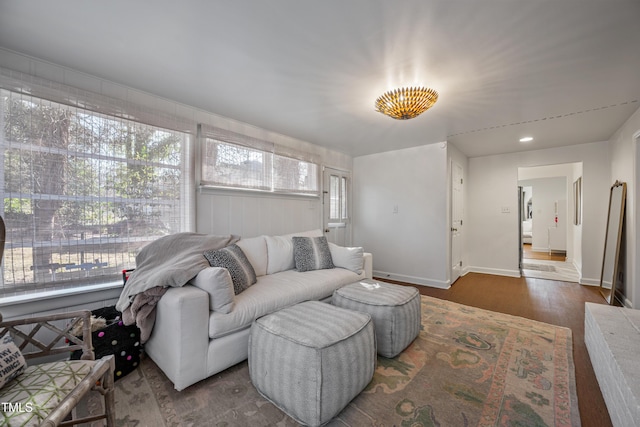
[190,267,235,313]
[265,229,323,275]
[0,335,27,389]
[236,236,268,277]
[328,242,364,275]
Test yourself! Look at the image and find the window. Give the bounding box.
[201,132,319,195]
[273,153,318,194]
[329,175,348,221]
[1,89,192,296]
[202,140,272,191]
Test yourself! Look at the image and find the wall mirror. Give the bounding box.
[600,181,626,305]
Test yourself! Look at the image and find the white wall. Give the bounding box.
[572,163,584,274]
[608,105,640,308]
[353,143,450,288]
[467,141,611,284]
[197,190,321,237]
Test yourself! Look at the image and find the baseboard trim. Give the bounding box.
[580,278,601,286]
[373,270,450,289]
[466,266,521,278]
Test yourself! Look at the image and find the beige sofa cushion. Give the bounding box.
[207,267,364,339]
[236,236,268,277]
[265,229,323,275]
[190,267,235,313]
[328,243,364,275]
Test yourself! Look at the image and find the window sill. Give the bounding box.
[198,184,320,199]
[0,281,122,306]
[0,281,123,318]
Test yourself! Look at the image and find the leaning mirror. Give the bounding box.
[600,181,626,305]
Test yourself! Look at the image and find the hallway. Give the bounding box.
[522,244,579,282]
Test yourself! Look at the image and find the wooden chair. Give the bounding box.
[0,310,116,426]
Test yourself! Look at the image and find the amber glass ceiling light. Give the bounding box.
[375,86,439,120]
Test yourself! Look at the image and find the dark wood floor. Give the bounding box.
[379,272,612,427]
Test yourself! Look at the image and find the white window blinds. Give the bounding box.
[200,126,319,195]
[0,87,193,296]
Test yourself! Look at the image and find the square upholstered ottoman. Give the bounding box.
[248,300,376,426]
[332,280,421,358]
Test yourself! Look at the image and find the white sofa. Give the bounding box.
[144,230,372,391]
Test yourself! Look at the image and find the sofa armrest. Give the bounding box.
[363,252,373,279]
[144,285,210,391]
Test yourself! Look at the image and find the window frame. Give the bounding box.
[0,84,195,298]
[198,126,320,198]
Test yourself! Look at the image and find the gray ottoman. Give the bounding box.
[332,280,421,358]
[248,300,376,426]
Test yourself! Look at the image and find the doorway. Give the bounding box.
[518,164,582,282]
[322,166,351,246]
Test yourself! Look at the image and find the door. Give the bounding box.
[323,167,350,246]
[451,162,463,283]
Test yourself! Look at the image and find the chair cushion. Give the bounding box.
[0,360,94,426]
[0,335,27,389]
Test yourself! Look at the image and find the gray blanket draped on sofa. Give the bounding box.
[116,232,239,342]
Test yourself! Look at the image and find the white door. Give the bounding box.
[451,162,464,283]
[322,167,350,246]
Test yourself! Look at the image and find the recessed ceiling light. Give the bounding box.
[519,137,533,142]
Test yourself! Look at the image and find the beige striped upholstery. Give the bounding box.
[332,280,421,358]
[248,301,376,426]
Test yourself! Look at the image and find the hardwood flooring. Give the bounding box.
[379,272,612,427]
[523,243,567,262]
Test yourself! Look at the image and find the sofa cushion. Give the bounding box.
[236,236,268,277]
[208,267,363,339]
[293,236,334,272]
[203,244,257,295]
[265,229,323,275]
[0,335,27,389]
[328,243,364,275]
[190,267,235,313]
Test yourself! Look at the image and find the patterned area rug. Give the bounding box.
[100,296,580,426]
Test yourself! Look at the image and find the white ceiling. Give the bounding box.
[1,0,639,158]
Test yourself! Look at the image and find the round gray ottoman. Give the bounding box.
[332,280,421,358]
[248,300,376,427]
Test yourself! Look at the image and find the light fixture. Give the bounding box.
[375,86,439,120]
[519,136,534,142]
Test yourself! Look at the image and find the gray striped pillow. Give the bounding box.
[292,236,335,272]
[203,244,257,295]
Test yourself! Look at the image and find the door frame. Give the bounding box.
[450,161,464,284]
[518,186,524,274]
[322,166,352,246]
